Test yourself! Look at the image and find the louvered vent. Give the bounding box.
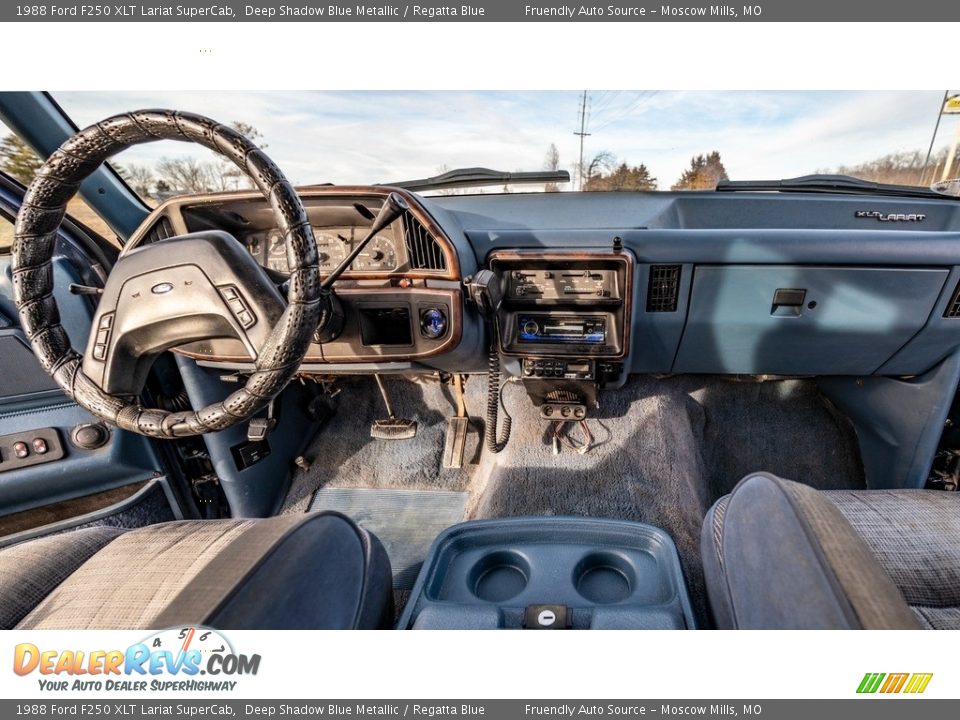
[401,212,447,272]
[646,265,682,312]
[944,281,960,318]
[143,217,175,244]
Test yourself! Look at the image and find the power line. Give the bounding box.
[589,91,621,120]
[592,91,659,133]
[574,90,592,191]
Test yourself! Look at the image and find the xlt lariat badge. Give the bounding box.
[855,210,927,222]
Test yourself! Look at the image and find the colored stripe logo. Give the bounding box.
[857,672,933,694]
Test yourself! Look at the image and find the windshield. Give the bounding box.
[29,91,960,200]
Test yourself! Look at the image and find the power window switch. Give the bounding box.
[32,438,48,455]
[12,442,29,459]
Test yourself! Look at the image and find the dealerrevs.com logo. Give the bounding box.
[13,627,260,692]
[857,673,933,694]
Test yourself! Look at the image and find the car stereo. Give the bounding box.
[517,315,607,345]
[506,268,621,302]
[488,251,632,359]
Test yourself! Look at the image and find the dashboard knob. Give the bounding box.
[419,307,448,339]
[71,423,110,450]
[523,320,540,335]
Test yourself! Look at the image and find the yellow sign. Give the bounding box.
[944,94,960,114]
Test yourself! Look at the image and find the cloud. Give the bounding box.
[54,90,956,190]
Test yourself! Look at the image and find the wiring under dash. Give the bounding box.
[550,419,595,455]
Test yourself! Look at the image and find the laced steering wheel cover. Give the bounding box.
[11,110,321,437]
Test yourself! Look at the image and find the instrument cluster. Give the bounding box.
[244,225,405,275]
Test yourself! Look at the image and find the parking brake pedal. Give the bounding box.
[443,374,469,469]
[370,374,418,440]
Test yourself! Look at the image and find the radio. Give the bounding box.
[517,315,607,345]
[522,357,595,379]
[507,269,620,302]
[488,251,632,359]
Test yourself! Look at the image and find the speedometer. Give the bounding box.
[265,229,287,272]
[314,230,349,272]
[351,235,398,272]
[253,226,393,274]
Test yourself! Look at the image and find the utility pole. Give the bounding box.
[920,90,950,187]
[574,90,591,191]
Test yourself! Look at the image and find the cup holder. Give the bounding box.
[573,551,637,604]
[468,550,531,602]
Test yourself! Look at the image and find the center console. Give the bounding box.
[398,517,696,630]
[487,250,633,415]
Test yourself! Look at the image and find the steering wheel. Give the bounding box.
[11,110,322,438]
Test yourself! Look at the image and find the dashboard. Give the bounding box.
[125,185,960,382]
[104,184,960,502]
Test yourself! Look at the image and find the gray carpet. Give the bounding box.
[310,488,468,592]
[468,376,864,624]
[283,373,865,627]
[283,375,487,514]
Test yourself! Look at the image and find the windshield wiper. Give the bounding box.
[381,167,570,193]
[716,174,956,200]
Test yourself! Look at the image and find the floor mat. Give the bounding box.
[309,487,469,591]
[283,375,487,514]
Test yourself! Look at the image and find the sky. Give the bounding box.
[53,90,958,190]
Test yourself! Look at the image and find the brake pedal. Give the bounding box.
[371,417,418,440]
[370,374,418,440]
[443,374,469,469]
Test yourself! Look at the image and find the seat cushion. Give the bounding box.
[0,526,127,629]
[702,472,920,629]
[14,512,393,630]
[826,489,960,629]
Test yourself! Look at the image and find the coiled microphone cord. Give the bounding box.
[485,322,512,453]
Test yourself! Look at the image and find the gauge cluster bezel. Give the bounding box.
[124,186,460,282]
[244,223,408,275]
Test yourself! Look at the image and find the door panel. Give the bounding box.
[0,211,168,528]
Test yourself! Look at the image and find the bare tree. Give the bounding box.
[155,157,220,194]
[124,163,156,198]
[218,122,267,190]
[822,149,948,186]
[544,143,561,192]
[580,151,616,188]
[145,121,269,196]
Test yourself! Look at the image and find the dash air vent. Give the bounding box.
[944,281,960,318]
[401,212,447,272]
[646,265,681,312]
[143,217,175,245]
